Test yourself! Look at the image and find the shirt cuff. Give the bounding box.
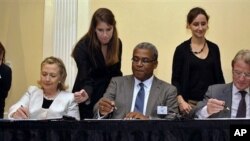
[196,106,210,119]
[84,99,90,105]
[97,109,108,119]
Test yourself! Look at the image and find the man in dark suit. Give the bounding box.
[193,49,250,118]
[93,42,178,119]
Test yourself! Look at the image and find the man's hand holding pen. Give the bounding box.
[207,98,229,116]
[12,105,29,119]
[98,98,117,116]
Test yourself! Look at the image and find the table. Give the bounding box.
[0,119,249,141]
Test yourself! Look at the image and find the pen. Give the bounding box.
[21,105,29,118]
[112,105,117,110]
[224,105,230,111]
[110,101,117,110]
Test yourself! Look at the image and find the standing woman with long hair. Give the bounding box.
[171,7,225,116]
[72,8,122,119]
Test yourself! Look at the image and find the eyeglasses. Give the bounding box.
[233,70,250,79]
[131,57,156,64]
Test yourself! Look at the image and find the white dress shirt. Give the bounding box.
[130,76,154,115]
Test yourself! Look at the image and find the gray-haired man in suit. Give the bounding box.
[194,49,250,118]
[93,42,179,119]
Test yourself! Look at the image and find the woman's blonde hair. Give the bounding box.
[38,56,68,90]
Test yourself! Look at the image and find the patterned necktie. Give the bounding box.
[134,83,145,114]
[236,91,247,118]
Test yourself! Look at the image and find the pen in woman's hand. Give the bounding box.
[21,105,29,118]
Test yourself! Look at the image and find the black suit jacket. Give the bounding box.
[0,63,11,99]
[0,63,12,118]
[72,37,122,119]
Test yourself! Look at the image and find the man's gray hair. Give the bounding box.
[134,42,158,61]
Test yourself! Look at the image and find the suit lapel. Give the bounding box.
[146,77,160,115]
[222,83,233,117]
[94,48,107,69]
[32,89,44,110]
[223,83,233,106]
[124,75,135,113]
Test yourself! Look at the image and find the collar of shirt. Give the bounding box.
[131,75,154,114]
[232,84,249,95]
[134,75,154,88]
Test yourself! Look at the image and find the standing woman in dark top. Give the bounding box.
[72,8,122,119]
[0,42,12,118]
[171,7,225,115]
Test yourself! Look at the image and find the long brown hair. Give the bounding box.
[72,8,119,66]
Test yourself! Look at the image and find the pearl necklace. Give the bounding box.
[191,42,206,54]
